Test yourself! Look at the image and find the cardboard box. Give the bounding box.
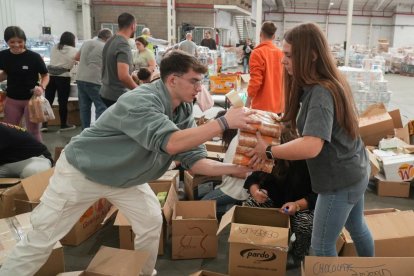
[301,256,414,276]
[114,181,178,255]
[16,168,113,246]
[204,140,225,153]
[190,271,228,276]
[172,201,218,260]
[217,206,290,276]
[57,246,150,276]
[207,151,225,162]
[367,147,380,178]
[0,213,64,275]
[340,210,414,257]
[0,178,22,218]
[210,74,241,94]
[359,103,394,146]
[149,169,179,191]
[380,153,414,181]
[376,174,410,198]
[183,171,222,200]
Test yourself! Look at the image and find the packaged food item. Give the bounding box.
[28,95,55,123]
[239,132,280,148]
[233,153,274,173]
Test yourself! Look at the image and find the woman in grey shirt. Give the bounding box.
[249,23,374,257]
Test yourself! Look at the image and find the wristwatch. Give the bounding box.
[265,145,274,160]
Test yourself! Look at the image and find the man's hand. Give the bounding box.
[224,107,259,131]
[252,188,269,203]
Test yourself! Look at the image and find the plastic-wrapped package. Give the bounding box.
[238,132,280,148]
[28,95,55,123]
[233,153,274,173]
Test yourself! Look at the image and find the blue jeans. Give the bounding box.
[201,188,240,214]
[311,179,374,257]
[77,81,107,129]
[242,57,249,74]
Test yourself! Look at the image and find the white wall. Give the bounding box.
[215,10,238,46]
[263,11,404,47]
[3,0,79,40]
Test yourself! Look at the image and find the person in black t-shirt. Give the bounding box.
[200,31,217,50]
[244,124,316,265]
[242,38,253,73]
[0,122,52,178]
[0,26,49,142]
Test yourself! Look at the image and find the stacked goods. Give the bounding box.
[233,110,282,173]
[339,66,391,114]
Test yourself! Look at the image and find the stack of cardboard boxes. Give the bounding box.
[360,104,414,197]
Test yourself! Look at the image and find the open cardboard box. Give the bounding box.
[172,200,218,260]
[0,212,64,275]
[217,206,290,276]
[375,174,410,198]
[114,181,177,255]
[15,168,113,246]
[57,246,150,276]
[359,103,395,146]
[301,256,414,276]
[338,209,414,257]
[183,171,222,200]
[0,178,23,218]
[149,169,179,191]
[204,140,225,153]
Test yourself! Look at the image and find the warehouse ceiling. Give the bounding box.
[263,0,414,14]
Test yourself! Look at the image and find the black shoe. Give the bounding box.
[58,124,76,132]
[286,253,302,270]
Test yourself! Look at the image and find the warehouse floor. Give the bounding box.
[41,73,414,276]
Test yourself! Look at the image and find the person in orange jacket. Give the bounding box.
[246,21,284,113]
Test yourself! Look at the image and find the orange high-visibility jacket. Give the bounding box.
[247,41,284,113]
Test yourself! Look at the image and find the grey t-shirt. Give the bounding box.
[179,40,198,56]
[76,38,105,85]
[100,35,133,101]
[297,85,368,193]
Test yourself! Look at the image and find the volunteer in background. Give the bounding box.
[140,27,169,55]
[100,12,138,107]
[75,28,113,130]
[0,122,52,178]
[246,21,284,113]
[200,31,217,50]
[243,123,316,266]
[179,33,198,57]
[201,111,249,217]
[0,26,49,142]
[242,38,253,74]
[43,31,78,132]
[249,23,374,257]
[133,37,156,73]
[0,50,258,276]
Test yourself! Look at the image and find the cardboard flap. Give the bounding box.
[228,223,289,249]
[0,178,20,188]
[189,271,228,276]
[163,183,178,225]
[113,211,128,226]
[303,256,414,276]
[20,168,54,202]
[85,246,150,276]
[217,206,236,235]
[367,148,380,177]
[101,206,118,226]
[360,103,388,118]
[389,109,403,129]
[240,74,250,83]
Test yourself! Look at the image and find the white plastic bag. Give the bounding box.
[28,95,55,123]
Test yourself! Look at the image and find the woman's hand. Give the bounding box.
[247,131,270,168]
[251,187,269,203]
[279,202,298,216]
[33,86,44,96]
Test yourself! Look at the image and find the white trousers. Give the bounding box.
[0,156,52,178]
[0,152,162,276]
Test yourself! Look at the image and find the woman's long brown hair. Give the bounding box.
[282,23,359,139]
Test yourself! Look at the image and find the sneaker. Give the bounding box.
[139,269,157,276]
[40,123,48,132]
[58,124,76,132]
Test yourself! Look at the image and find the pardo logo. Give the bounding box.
[398,163,414,180]
[240,249,277,262]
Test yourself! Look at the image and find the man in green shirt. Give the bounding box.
[0,50,257,276]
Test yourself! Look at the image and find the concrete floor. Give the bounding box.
[41,73,414,276]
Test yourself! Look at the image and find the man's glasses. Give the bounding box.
[174,75,203,88]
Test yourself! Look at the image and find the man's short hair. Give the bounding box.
[261,21,277,39]
[97,28,113,40]
[160,50,207,82]
[118,13,135,29]
[137,68,152,82]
